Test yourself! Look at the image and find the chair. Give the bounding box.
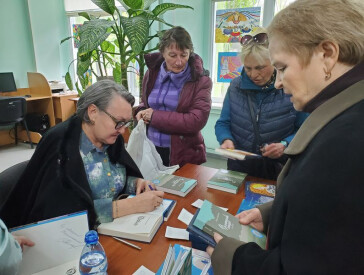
[0,160,29,211]
[0,97,33,148]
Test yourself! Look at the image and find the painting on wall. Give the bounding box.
[217,52,243,83]
[215,7,261,43]
[72,24,82,48]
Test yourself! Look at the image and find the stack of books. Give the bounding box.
[236,182,276,214]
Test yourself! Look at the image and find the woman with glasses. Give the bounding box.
[0,80,164,229]
[215,27,307,180]
[208,0,364,273]
[135,26,212,167]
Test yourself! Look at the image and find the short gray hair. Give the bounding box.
[76,79,135,123]
[241,43,270,65]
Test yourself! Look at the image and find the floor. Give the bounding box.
[0,143,226,173]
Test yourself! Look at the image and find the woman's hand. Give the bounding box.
[135,178,156,194]
[236,208,264,232]
[132,191,165,212]
[261,142,285,159]
[136,108,154,124]
[221,139,235,149]
[206,232,223,256]
[13,235,35,251]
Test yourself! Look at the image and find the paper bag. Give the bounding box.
[126,120,179,180]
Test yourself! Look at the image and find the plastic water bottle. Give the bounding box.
[79,230,108,275]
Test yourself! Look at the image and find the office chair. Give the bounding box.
[0,160,29,211]
[0,97,33,148]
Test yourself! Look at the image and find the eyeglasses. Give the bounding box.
[240,33,268,46]
[102,110,132,130]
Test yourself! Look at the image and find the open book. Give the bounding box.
[187,200,266,249]
[97,197,175,242]
[215,148,260,160]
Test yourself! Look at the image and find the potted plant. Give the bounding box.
[62,0,193,96]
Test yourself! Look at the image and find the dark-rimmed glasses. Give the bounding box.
[102,110,132,130]
[240,33,268,46]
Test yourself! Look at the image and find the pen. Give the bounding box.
[112,236,141,250]
[148,184,163,205]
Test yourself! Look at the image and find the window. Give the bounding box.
[210,0,265,104]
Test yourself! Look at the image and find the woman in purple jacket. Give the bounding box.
[135,26,212,167]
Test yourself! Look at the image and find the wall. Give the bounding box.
[0,0,36,88]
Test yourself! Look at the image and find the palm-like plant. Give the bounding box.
[62,0,193,96]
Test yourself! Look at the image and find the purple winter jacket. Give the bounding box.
[135,52,212,167]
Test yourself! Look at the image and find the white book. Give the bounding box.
[215,148,259,160]
[97,211,163,243]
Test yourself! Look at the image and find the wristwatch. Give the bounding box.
[280,140,288,147]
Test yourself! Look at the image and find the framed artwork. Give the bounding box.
[215,7,261,43]
[217,52,243,83]
[72,24,82,48]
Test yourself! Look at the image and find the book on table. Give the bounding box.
[236,181,276,214]
[187,200,267,249]
[97,197,175,242]
[156,244,212,275]
[207,168,247,194]
[152,173,197,197]
[215,148,260,160]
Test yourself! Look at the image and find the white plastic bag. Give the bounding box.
[126,120,179,180]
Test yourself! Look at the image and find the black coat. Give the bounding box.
[0,115,142,229]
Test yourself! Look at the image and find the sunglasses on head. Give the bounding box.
[240,32,268,46]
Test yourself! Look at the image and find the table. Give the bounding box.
[52,94,78,123]
[100,164,275,274]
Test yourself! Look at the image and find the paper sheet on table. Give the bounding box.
[192,199,228,211]
[133,265,155,275]
[177,208,194,225]
[165,226,189,240]
[32,260,79,275]
[10,211,89,275]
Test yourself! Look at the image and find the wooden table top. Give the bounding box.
[100,163,275,274]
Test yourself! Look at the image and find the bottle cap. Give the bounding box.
[85,230,99,245]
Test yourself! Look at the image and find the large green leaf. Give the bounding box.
[113,67,122,84]
[78,12,91,20]
[152,3,193,16]
[100,40,115,54]
[91,0,116,15]
[143,10,174,27]
[78,19,114,54]
[65,72,74,91]
[120,15,149,54]
[77,55,91,76]
[122,0,143,9]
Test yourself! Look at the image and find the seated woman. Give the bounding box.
[0,80,164,229]
[215,27,308,180]
[135,26,212,167]
[208,0,364,273]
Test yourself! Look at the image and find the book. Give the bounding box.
[128,195,177,221]
[156,244,212,275]
[189,200,267,249]
[207,169,247,194]
[152,173,197,197]
[10,211,88,275]
[215,148,260,160]
[237,193,274,214]
[97,209,163,243]
[245,181,276,198]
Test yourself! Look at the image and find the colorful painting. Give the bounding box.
[215,7,261,43]
[72,24,82,48]
[217,52,243,82]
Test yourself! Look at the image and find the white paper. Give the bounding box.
[165,226,189,240]
[10,211,89,275]
[192,199,228,211]
[177,208,194,225]
[132,265,155,275]
[32,260,79,275]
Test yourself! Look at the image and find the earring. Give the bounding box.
[90,120,95,125]
[325,71,331,80]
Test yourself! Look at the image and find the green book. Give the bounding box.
[152,174,197,197]
[193,200,266,249]
[207,169,247,194]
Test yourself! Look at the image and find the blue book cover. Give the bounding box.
[187,209,217,248]
[236,193,274,214]
[156,244,213,275]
